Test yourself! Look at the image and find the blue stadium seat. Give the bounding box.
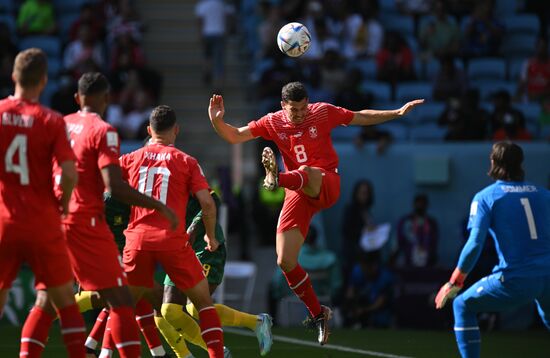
[377,122,409,140]
[331,125,362,142]
[502,33,537,58]
[540,125,550,140]
[19,36,62,58]
[40,80,58,107]
[505,15,539,36]
[409,122,447,142]
[516,103,541,123]
[472,80,517,101]
[494,0,517,16]
[53,0,92,14]
[379,0,397,13]
[360,81,392,104]
[413,102,445,124]
[468,58,506,81]
[0,0,13,14]
[348,59,377,80]
[48,57,62,78]
[0,14,15,37]
[419,58,464,81]
[508,58,526,81]
[525,119,540,139]
[380,14,414,35]
[58,13,80,43]
[395,82,432,103]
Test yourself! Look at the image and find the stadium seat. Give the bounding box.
[508,58,526,81]
[48,57,62,78]
[501,33,537,58]
[516,103,541,123]
[360,81,392,103]
[505,15,540,36]
[331,125,362,142]
[467,58,507,81]
[0,14,16,37]
[379,0,397,13]
[347,59,377,80]
[395,82,432,103]
[214,261,257,312]
[494,0,517,16]
[19,36,62,58]
[418,58,464,81]
[472,80,517,101]
[40,79,59,107]
[380,14,414,35]
[377,122,409,140]
[409,122,447,142]
[540,125,550,140]
[413,102,445,124]
[0,0,13,14]
[53,0,92,14]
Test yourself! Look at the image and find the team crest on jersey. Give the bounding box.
[278,132,288,140]
[308,126,318,138]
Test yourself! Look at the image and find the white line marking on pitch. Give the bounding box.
[224,327,414,358]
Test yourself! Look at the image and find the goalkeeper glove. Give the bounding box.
[435,268,467,309]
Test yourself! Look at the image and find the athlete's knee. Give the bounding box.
[277,256,297,272]
[100,286,134,308]
[453,294,467,316]
[160,301,179,321]
[35,290,57,316]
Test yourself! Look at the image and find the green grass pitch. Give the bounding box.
[1,325,549,357]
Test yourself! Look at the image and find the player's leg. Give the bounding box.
[85,308,110,354]
[21,290,57,358]
[162,280,207,351]
[134,298,168,357]
[453,274,542,358]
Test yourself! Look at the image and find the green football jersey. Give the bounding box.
[103,192,130,253]
[187,191,226,252]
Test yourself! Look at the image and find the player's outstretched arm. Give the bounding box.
[208,94,255,144]
[195,189,218,252]
[349,99,425,126]
[58,160,78,216]
[101,164,179,230]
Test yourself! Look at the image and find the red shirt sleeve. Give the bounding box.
[50,113,76,164]
[326,103,354,128]
[248,115,272,140]
[188,157,209,194]
[96,126,120,169]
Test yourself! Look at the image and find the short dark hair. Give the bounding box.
[13,48,47,88]
[78,72,110,96]
[149,105,176,132]
[281,81,308,102]
[488,141,524,181]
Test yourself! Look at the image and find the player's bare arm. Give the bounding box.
[58,160,78,216]
[101,164,179,230]
[349,99,425,126]
[208,94,255,144]
[195,189,218,252]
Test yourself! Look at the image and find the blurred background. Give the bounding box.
[1,0,550,341]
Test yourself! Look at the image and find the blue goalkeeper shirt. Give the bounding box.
[458,180,550,278]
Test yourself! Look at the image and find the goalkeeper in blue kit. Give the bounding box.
[435,141,550,358]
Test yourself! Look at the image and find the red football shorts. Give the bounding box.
[277,169,340,238]
[0,220,73,289]
[123,244,205,290]
[63,217,127,291]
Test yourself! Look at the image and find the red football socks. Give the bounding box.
[57,304,87,358]
[279,169,309,190]
[135,299,165,356]
[199,306,224,358]
[283,264,322,317]
[109,306,141,358]
[20,306,55,357]
[86,308,109,350]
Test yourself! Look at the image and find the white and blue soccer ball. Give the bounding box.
[277,22,311,58]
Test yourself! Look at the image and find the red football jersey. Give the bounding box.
[0,96,75,225]
[58,111,120,222]
[120,143,209,251]
[248,102,354,172]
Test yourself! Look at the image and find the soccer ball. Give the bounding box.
[277,22,311,58]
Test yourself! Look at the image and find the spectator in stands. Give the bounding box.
[344,2,383,59]
[63,23,105,79]
[300,1,327,62]
[195,0,235,92]
[110,31,146,73]
[524,0,550,38]
[490,90,532,141]
[540,95,550,139]
[108,81,154,140]
[419,0,461,60]
[305,68,335,103]
[518,37,550,102]
[342,180,376,277]
[343,250,395,328]
[432,55,468,102]
[335,68,373,111]
[268,226,342,324]
[376,31,415,86]
[107,0,144,46]
[396,194,438,268]
[69,3,104,43]
[257,1,285,59]
[50,74,79,115]
[438,89,490,140]
[461,0,504,58]
[0,23,16,98]
[17,0,57,36]
[320,47,347,93]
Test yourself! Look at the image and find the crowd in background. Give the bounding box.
[0,0,162,140]
[239,0,550,143]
